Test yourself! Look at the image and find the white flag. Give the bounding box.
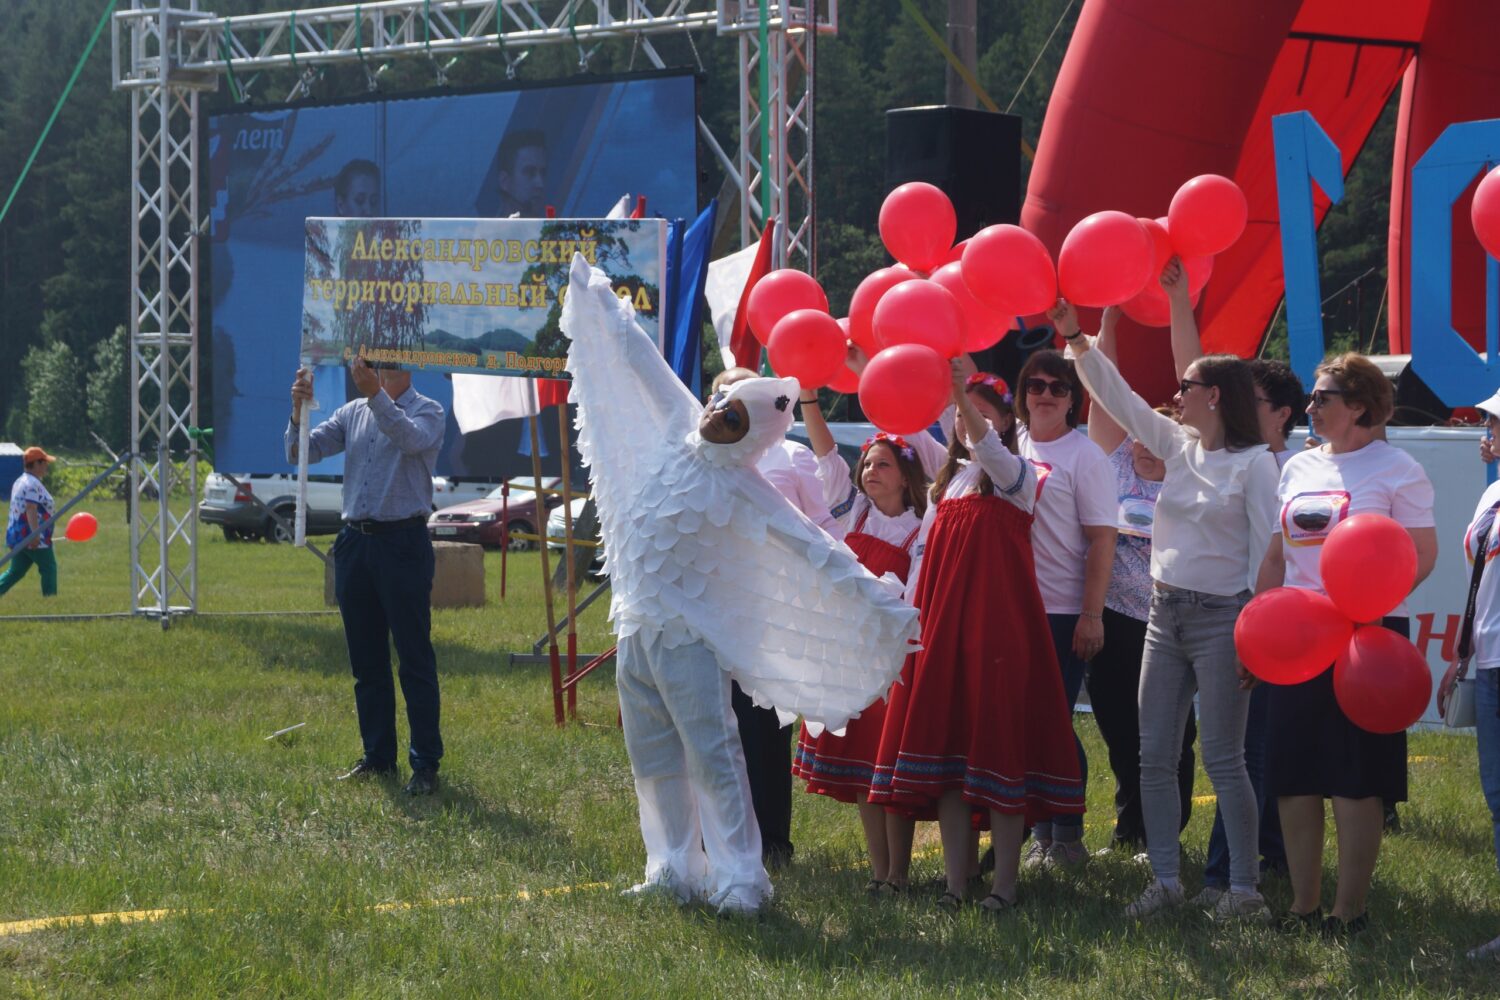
[704,241,760,370]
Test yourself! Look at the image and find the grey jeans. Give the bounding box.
[1139,585,1258,887]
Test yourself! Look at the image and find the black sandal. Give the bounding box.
[1321,913,1368,939]
[864,878,885,894]
[1277,907,1323,933]
[936,890,964,913]
[978,892,1016,915]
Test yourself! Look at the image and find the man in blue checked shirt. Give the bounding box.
[289,356,446,795]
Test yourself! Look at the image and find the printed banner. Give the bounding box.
[300,216,667,379]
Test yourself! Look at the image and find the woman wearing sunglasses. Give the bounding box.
[869,360,1085,914]
[1257,353,1437,937]
[1011,349,1119,869]
[1055,295,1280,923]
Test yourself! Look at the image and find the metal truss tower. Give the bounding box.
[112,1,834,618]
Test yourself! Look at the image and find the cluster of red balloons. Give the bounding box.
[1054,174,1244,326]
[1234,514,1429,733]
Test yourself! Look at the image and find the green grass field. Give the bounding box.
[2,500,1498,997]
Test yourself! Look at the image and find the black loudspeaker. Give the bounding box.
[885,106,1026,386]
[885,106,1022,239]
[1392,361,1453,426]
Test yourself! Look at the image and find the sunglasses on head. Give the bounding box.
[1308,388,1346,409]
[708,390,744,430]
[1024,377,1071,398]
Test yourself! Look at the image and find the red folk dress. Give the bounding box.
[792,504,921,803]
[867,434,1086,825]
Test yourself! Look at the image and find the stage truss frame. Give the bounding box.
[112,0,833,620]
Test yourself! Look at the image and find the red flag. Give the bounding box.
[728,223,777,372]
[629,195,648,219]
[537,378,570,408]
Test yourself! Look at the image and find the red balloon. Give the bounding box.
[944,239,970,265]
[1167,174,1248,257]
[1333,625,1433,734]
[1474,165,1500,261]
[1058,211,1154,308]
[1184,254,1214,295]
[767,309,846,388]
[1234,586,1354,685]
[859,343,950,436]
[1139,217,1174,286]
[871,280,964,358]
[848,267,920,355]
[746,269,828,342]
[826,319,860,393]
[879,182,957,273]
[930,262,1009,352]
[960,224,1057,317]
[1319,513,1418,622]
[1121,273,1204,327]
[65,512,98,543]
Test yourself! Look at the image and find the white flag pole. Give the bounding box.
[295,367,318,548]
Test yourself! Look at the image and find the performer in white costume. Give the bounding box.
[559,256,920,916]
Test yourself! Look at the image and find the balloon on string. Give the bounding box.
[1058,211,1154,307]
[1319,513,1417,622]
[746,269,829,342]
[1184,253,1214,295]
[1167,174,1248,256]
[766,309,847,388]
[879,182,958,273]
[1472,165,1500,260]
[826,319,861,393]
[859,343,950,436]
[65,512,98,543]
[930,262,1010,352]
[848,267,920,355]
[1333,625,1433,734]
[871,280,965,358]
[1139,217,1174,287]
[1234,586,1353,684]
[960,224,1057,317]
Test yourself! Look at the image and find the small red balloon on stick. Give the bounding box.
[65,512,98,543]
[1473,165,1500,260]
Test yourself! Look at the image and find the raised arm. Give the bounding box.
[366,390,445,456]
[953,358,1035,510]
[286,366,346,464]
[1161,257,1203,381]
[1067,321,1185,461]
[799,390,836,458]
[1052,300,1127,454]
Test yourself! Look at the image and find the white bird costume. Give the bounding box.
[559,256,919,910]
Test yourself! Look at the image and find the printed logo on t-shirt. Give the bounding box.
[1029,459,1052,502]
[1118,495,1156,539]
[1281,490,1352,547]
[1466,501,1500,565]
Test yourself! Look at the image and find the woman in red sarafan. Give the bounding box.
[790,397,931,894]
[869,361,1085,914]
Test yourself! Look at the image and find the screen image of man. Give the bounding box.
[288,358,446,795]
[496,129,548,217]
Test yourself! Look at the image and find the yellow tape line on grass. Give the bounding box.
[0,882,611,938]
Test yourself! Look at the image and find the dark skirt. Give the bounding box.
[1264,617,1409,802]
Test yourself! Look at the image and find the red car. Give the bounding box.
[426,478,562,550]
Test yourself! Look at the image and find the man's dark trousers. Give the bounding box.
[732,682,794,863]
[333,522,443,771]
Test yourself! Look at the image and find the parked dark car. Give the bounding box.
[426,478,563,550]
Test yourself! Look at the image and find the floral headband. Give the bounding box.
[966,372,1014,405]
[862,432,917,463]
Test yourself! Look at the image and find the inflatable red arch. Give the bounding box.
[1023,0,1500,405]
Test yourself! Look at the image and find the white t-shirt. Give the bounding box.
[1016,425,1117,614]
[1277,441,1436,616]
[1464,480,1500,670]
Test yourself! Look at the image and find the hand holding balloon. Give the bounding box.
[1046,298,1079,340]
[1159,257,1190,303]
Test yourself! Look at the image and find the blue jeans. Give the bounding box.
[1476,669,1500,870]
[1139,586,1257,887]
[333,524,444,771]
[1202,683,1285,888]
[1034,612,1088,839]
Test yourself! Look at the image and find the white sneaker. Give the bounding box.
[1190,885,1225,908]
[1211,889,1272,924]
[713,889,765,919]
[621,877,691,904]
[1044,840,1089,870]
[1125,880,1185,919]
[1021,839,1052,869]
